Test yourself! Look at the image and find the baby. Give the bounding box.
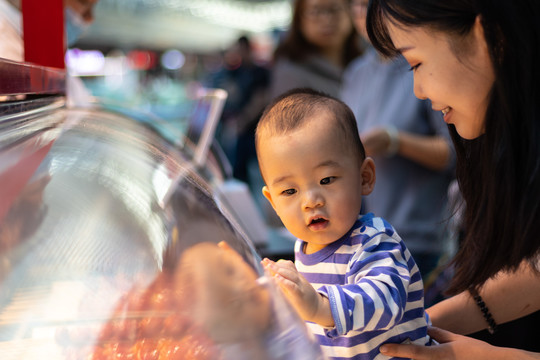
[256,88,430,359]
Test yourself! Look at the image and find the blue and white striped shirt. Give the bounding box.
[295,213,430,360]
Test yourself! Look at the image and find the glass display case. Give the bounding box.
[0,59,324,360]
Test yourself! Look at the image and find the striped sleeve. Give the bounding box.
[317,227,412,337]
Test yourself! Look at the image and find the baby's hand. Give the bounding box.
[261,258,333,327]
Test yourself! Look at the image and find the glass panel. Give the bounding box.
[0,106,324,360]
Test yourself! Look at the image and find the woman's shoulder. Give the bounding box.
[270,56,342,97]
[273,57,302,73]
[270,58,308,97]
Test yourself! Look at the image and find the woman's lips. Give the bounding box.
[441,107,452,123]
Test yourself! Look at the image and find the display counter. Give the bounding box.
[0,59,324,360]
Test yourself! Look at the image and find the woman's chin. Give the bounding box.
[454,121,485,140]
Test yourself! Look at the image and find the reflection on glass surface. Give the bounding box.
[0,104,324,359]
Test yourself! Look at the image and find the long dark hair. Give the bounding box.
[274,0,363,67]
[366,0,540,294]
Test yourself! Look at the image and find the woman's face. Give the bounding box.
[386,19,495,139]
[300,0,353,51]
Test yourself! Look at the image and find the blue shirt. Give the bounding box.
[295,213,430,360]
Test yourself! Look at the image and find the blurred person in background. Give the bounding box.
[340,0,455,302]
[270,0,363,99]
[0,0,98,61]
[63,0,98,47]
[0,0,99,105]
[207,35,271,187]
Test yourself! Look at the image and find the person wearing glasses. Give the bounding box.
[269,0,363,99]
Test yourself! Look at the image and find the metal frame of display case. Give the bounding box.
[0,59,65,98]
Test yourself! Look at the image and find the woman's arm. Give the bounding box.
[428,260,540,334]
[379,326,540,360]
[398,132,450,171]
[360,128,450,171]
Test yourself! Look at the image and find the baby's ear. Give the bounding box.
[262,186,276,209]
[360,157,376,195]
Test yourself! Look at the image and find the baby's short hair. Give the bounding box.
[255,88,366,161]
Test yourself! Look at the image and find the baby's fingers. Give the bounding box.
[262,258,299,283]
[275,259,296,270]
[272,271,299,291]
[261,258,278,275]
[260,261,298,295]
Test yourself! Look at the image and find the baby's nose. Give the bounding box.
[302,190,324,209]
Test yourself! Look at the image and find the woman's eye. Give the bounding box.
[408,63,421,72]
[320,177,335,185]
[282,189,296,195]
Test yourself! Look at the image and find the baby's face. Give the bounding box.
[260,112,366,253]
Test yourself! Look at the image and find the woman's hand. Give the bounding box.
[360,127,394,157]
[379,326,539,359]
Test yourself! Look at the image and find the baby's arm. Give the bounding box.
[261,258,334,327]
[319,237,415,337]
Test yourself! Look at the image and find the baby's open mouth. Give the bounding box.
[308,217,329,230]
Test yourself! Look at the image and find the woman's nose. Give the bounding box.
[413,75,428,100]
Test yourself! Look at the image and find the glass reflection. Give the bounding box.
[0,105,324,359]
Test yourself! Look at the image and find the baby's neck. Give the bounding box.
[303,242,329,255]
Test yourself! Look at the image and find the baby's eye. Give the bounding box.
[320,177,335,185]
[282,188,296,195]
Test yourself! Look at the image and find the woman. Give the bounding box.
[270,0,362,98]
[365,0,540,358]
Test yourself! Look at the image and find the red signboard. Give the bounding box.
[21,0,65,69]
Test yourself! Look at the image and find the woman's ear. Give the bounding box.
[473,15,494,63]
[262,186,276,209]
[360,157,376,195]
[473,15,485,44]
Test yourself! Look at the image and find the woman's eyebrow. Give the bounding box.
[396,46,414,54]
